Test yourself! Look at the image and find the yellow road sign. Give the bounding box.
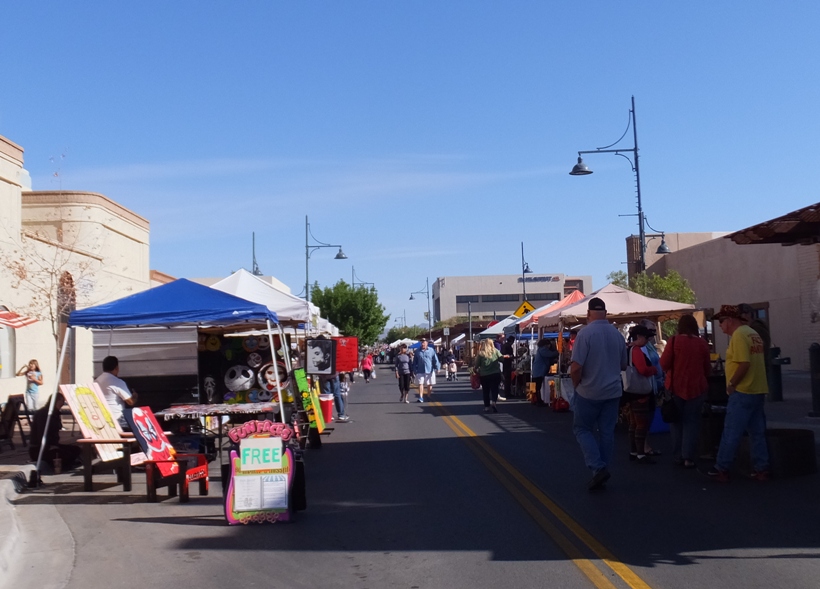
[513,301,536,317]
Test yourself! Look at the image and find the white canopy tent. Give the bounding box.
[476,315,518,338]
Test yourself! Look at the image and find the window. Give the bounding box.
[528,293,561,301]
[456,295,480,303]
[481,294,520,303]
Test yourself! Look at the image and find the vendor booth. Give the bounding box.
[34,278,308,523]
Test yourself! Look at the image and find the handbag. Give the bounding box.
[621,348,654,394]
[660,392,680,423]
[470,372,481,390]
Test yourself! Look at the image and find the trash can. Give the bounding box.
[318,394,334,424]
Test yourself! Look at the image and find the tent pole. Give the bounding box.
[31,327,72,486]
[107,327,113,356]
[266,320,286,423]
[277,323,292,372]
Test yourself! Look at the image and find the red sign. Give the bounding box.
[333,336,359,372]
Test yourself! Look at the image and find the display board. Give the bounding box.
[124,406,179,477]
[332,336,359,372]
[223,420,295,524]
[59,383,124,462]
[293,368,325,433]
[197,333,291,409]
[305,338,336,375]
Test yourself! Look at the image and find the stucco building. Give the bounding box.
[0,134,151,405]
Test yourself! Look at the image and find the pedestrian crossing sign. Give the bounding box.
[514,301,536,317]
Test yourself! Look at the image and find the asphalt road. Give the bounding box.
[10,365,820,589]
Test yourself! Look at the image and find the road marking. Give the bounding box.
[434,403,653,589]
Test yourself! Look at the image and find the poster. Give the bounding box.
[293,368,325,433]
[305,338,335,375]
[224,420,295,525]
[333,336,359,373]
[59,383,123,462]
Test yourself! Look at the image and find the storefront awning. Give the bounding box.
[0,310,38,329]
[727,202,820,246]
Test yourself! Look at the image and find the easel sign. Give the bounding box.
[293,368,325,433]
[224,420,295,525]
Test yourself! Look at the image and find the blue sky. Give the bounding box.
[3,2,819,330]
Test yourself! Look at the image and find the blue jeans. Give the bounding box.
[324,375,345,417]
[572,395,620,473]
[670,394,704,462]
[716,392,769,472]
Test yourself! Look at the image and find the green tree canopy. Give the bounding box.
[310,281,389,345]
[384,325,426,343]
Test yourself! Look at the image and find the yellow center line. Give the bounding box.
[433,402,653,589]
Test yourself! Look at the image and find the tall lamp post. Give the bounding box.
[305,215,347,302]
[409,277,432,341]
[352,266,375,289]
[521,241,533,301]
[569,96,668,275]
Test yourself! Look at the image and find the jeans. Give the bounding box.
[25,391,38,413]
[572,395,620,472]
[669,394,704,462]
[324,375,346,417]
[716,392,769,472]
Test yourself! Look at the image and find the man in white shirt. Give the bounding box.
[95,356,137,429]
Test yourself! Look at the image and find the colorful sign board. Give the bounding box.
[293,368,325,433]
[59,383,124,462]
[124,406,178,477]
[332,336,359,372]
[513,301,536,317]
[224,420,294,524]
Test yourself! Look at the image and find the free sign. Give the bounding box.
[240,437,283,472]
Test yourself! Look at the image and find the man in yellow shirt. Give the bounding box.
[708,305,770,483]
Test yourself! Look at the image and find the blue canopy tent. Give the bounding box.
[32,279,284,483]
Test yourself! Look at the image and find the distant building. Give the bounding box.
[432,274,592,322]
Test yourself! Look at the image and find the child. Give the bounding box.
[340,373,351,399]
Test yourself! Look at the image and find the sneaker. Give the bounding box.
[751,470,771,482]
[588,468,611,491]
[497,395,507,401]
[336,415,350,422]
[404,398,410,404]
[635,455,656,465]
[484,407,491,413]
[707,467,730,483]
[417,398,424,403]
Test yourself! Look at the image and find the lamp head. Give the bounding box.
[335,248,348,260]
[523,262,533,274]
[569,156,592,176]
[409,294,415,301]
[655,237,671,255]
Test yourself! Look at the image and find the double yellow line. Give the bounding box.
[433,402,652,589]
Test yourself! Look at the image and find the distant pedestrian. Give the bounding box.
[708,305,769,482]
[394,344,413,403]
[412,339,440,403]
[17,359,43,413]
[362,353,374,383]
[660,314,711,468]
[473,338,507,413]
[570,297,627,491]
[501,336,516,398]
[531,339,559,406]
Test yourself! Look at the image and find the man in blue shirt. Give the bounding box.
[570,297,627,491]
[412,339,441,403]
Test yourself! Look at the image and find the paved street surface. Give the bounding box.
[4,366,820,589]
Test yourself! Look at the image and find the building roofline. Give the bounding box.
[0,135,24,166]
[22,190,149,230]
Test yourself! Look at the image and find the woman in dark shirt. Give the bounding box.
[394,344,413,403]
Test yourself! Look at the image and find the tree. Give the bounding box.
[310,281,389,345]
[384,325,426,343]
[606,269,696,337]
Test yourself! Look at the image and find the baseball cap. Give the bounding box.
[588,297,606,311]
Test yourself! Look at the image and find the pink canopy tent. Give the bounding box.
[538,283,695,329]
[516,289,586,331]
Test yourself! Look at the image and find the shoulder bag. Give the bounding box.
[660,336,680,423]
[621,347,654,395]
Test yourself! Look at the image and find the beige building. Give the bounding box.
[0,134,151,405]
[635,206,820,371]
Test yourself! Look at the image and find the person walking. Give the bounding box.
[17,359,43,413]
[660,314,712,468]
[362,352,374,383]
[625,325,659,464]
[570,297,628,491]
[473,338,508,413]
[531,339,559,406]
[411,338,440,403]
[501,336,516,398]
[708,305,770,482]
[394,344,414,403]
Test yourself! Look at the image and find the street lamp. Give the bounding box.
[305,215,347,302]
[521,241,533,301]
[569,96,668,274]
[352,266,375,289]
[409,277,432,341]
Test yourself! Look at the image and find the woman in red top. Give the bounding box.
[362,353,374,383]
[626,325,658,464]
[660,314,712,468]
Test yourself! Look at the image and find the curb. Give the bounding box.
[0,473,24,582]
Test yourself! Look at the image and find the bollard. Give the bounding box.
[810,343,820,417]
[768,347,788,402]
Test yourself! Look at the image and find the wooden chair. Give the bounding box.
[125,406,209,503]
